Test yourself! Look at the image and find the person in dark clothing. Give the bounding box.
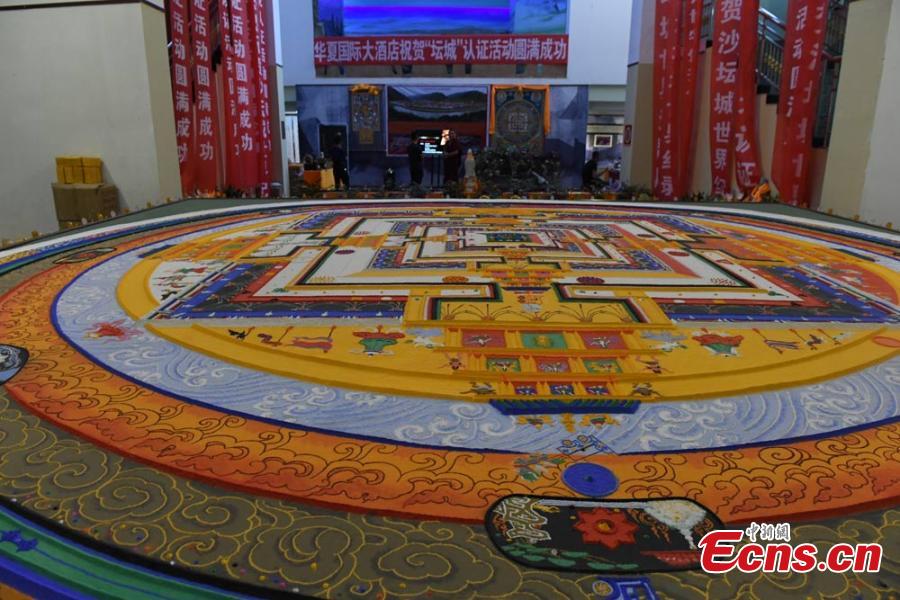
[407,136,424,186]
[443,130,462,184]
[582,150,600,190]
[329,134,349,190]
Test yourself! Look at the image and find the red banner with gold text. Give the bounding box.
[217,0,240,190]
[675,0,704,196]
[734,0,763,191]
[250,0,272,196]
[653,0,682,200]
[168,0,193,195]
[314,35,569,66]
[231,0,259,191]
[772,0,827,207]
[191,0,218,193]
[709,0,742,196]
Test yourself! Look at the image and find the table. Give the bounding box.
[303,168,335,190]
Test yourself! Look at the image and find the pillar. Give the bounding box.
[622,0,655,190]
[819,0,900,227]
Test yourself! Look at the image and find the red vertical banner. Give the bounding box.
[734,0,763,190]
[230,0,260,192]
[675,0,704,195]
[218,0,240,190]
[652,0,682,200]
[709,0,742,196]
[192,0,218,193]
[772,0,827,207]
[168,0,194,195]
[249,0,272,196]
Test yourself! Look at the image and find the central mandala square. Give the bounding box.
[119,207,898,412]
[143,212,771,321]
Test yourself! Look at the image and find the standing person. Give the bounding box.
[443,130,462,185]
[329,133,349,191]
[407,135,424,187]
[582,150,600,191]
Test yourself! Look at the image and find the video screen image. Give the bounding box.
[314,0,569,36]
[387,86,488,155]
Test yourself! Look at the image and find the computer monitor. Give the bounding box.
[414,130,444,155]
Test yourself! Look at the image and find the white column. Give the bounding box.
[622,0,656,189]
[820,0,900,227]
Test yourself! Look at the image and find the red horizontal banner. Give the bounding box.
[314,35,569,66]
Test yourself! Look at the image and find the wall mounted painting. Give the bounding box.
[593,134,614,148]
[350,84,383,150]
[387,86,488,155]
[492,86,549,154]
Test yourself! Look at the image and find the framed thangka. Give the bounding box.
[491,85,550,154]
[349,84,383,150]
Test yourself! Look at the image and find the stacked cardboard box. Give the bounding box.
[55,156,83,184]
[55,156,103,184]
[51,156,118,229]
[82,157,102,184]
[52,184,119,228]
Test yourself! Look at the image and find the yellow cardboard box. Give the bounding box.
[55,156,85,183]
[81,157,103,184]
[55,156,103,183]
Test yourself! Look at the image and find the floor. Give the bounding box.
[0,199,897,599]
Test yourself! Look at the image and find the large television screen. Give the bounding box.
[314,0,569,37]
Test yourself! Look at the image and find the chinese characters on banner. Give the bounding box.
[228,0,259,190]
[217,0,240,189]
[192,0,217,192]
[168,0,194,195]
[652,0,683,200]
[709,0,741,195]
[166,0,272,196]
[250,0,272,197]
[772,0,827,207]
[734,0,763,190]
[313,35,569,66]
[676,0,704,196]
[710,0,763,195]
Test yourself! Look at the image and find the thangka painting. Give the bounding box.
[386,86,488,155]
[349,84,383,150]
[492,86,548,154]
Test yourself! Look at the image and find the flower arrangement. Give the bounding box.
[474,147,561,196]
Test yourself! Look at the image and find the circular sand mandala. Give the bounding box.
[0,201,898,595]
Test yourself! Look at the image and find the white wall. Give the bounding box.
[859,0,900,226]
[0,0,180,240]
[819,0,900,227]
[627,0,654,66]
[280,0,632,86]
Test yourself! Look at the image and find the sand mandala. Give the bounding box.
[0,200,898,598]
[112,205,898,404]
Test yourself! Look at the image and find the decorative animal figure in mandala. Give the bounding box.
[85,320,140,341]
[462,382,496,395]
[641,331,688,352]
